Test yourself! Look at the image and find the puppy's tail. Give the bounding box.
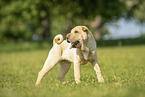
[53,34,63,45]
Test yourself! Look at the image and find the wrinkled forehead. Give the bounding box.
[71,26,83,32]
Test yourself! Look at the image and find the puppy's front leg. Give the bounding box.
[91,60,104,83]
[74,61,81,84]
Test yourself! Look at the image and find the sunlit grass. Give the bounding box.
[0,43,144,97]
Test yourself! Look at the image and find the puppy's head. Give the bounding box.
[66,26,89,50]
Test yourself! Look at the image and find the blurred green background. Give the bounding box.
[0,0,145,43]
[0,1,145,97]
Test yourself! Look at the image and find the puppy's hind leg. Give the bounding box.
[36,46,61,85]
[58,61,71,82]
[91,60,104,83]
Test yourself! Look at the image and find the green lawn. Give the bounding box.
[0,42,145,97]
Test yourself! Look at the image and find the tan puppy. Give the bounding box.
[36,26,104,85]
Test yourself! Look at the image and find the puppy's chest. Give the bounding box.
[80,50,95,61]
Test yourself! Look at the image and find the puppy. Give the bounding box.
[36,26,104,85]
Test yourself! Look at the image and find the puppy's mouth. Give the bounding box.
[70,40,81,49]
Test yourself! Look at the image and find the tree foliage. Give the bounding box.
[0,0,52,41]
[125,0,145,22]
[134,1,145,23]
[125,0,145,35]
[0,0,128,41]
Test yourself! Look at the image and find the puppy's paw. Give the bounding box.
[63,81,70,84]
[35,83,40,86]
[63,81,66,84]
[75,80,81,84]
[98,77,104,83]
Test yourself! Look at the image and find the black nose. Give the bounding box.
[67,38,70,43]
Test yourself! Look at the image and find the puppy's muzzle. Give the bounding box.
[66,33,70,43]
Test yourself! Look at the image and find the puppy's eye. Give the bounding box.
[75,31,78,33]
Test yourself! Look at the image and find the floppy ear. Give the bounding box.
[81,41,85,50]
[82,26,88,33]
[81,26,89,50]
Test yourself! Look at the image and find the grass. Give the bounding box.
[0,42,145,97]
